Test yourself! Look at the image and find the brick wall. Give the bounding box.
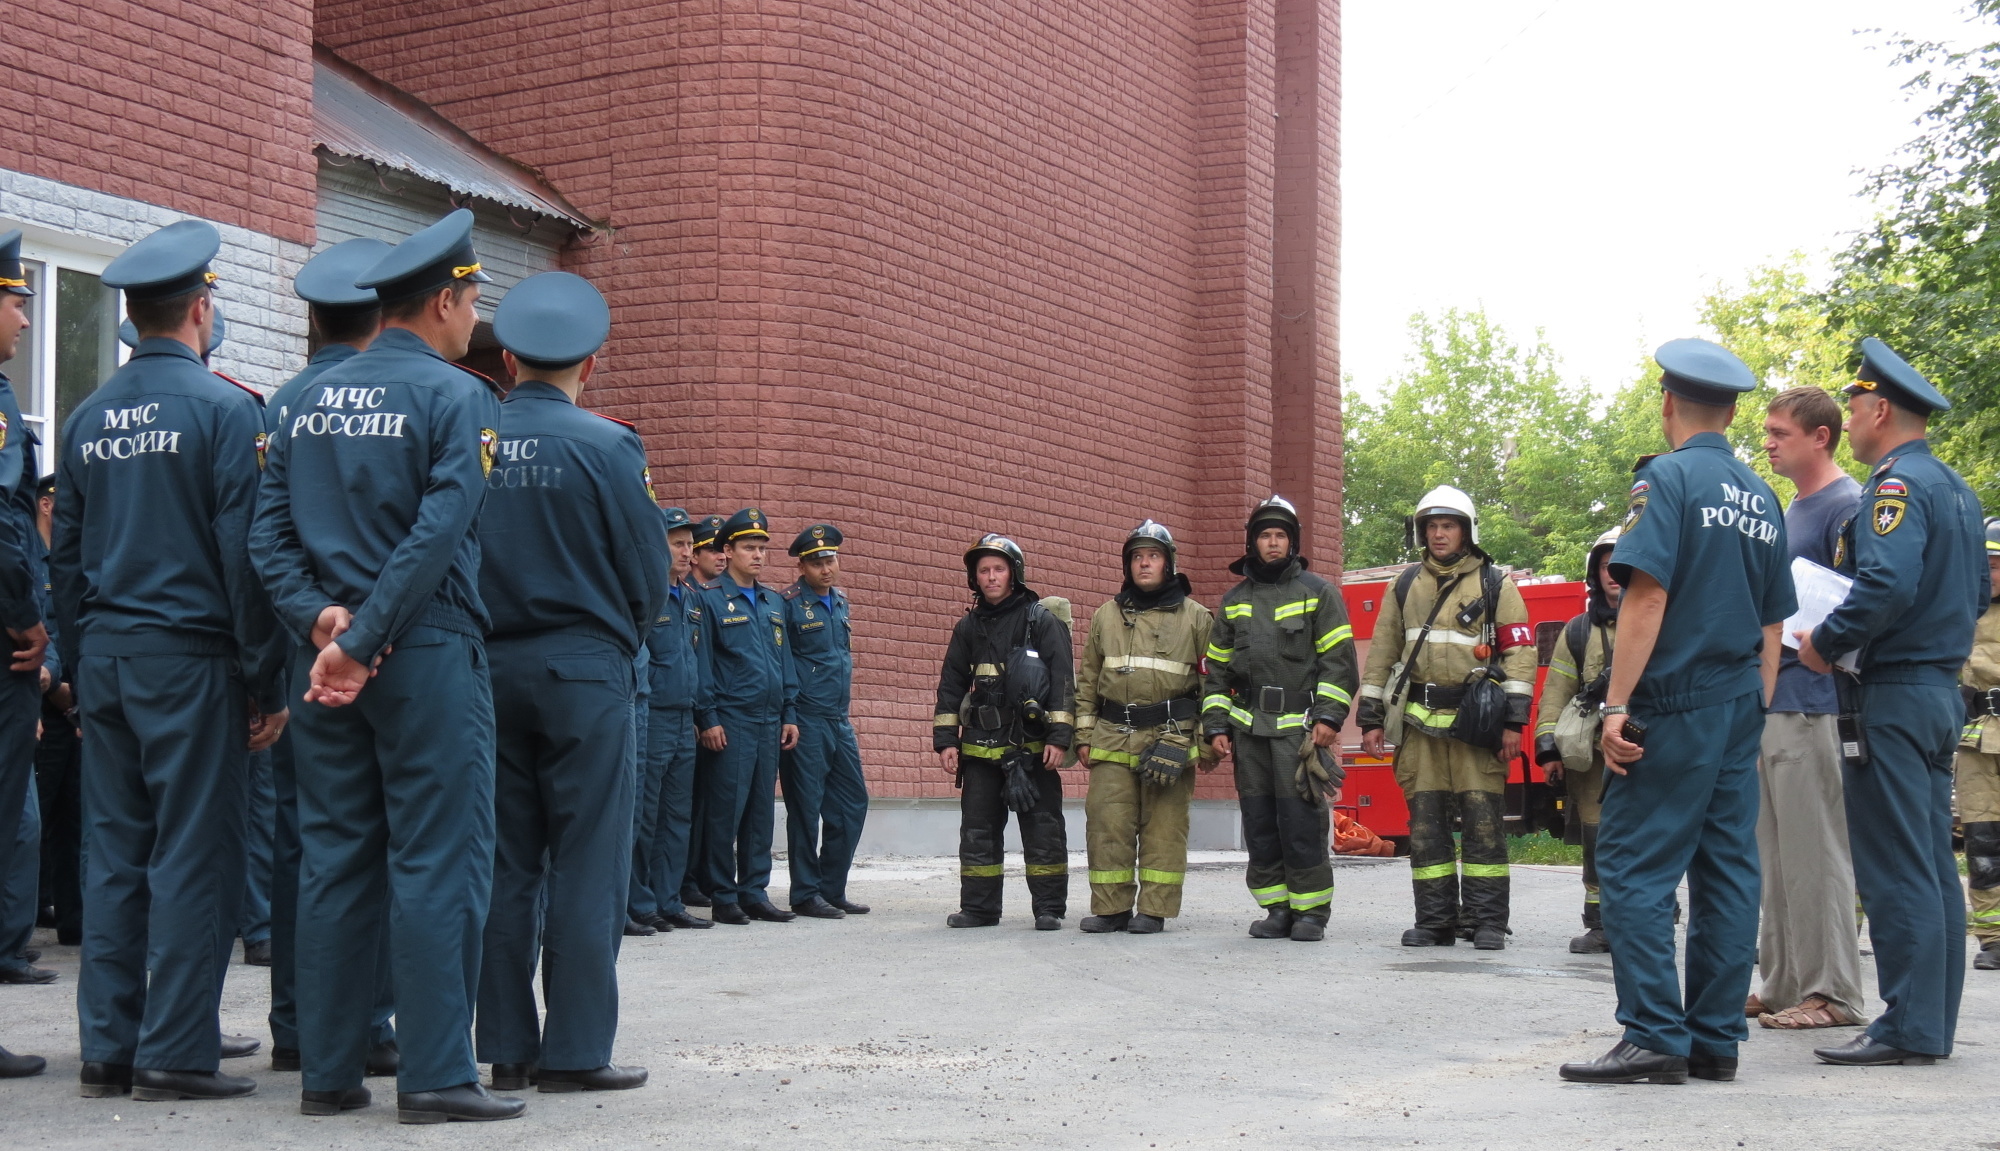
[319,1,1342,800]
[0,0,317,246]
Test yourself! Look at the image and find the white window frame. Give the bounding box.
[4,222,128,474]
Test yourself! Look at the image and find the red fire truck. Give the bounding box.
[1332,564,1587,852]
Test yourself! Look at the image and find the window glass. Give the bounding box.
[55,268,116,447]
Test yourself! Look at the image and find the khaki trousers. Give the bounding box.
[1084,760,1193,917]
[1755,712,1866,1018]
[1955,747,2000,944]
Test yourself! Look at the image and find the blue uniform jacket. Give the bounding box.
[1814,437,1988,686]
[249,327,501,664]
[49,337,284,709]
[0,371,42,632]
[265,343,360,435]
[694,577,797,728]
[474,382,670,654]
[648,580,702,710]
[781,580,851,719]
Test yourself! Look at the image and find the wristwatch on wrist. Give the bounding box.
[1600,704,1629,717]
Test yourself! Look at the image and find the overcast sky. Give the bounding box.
[1340,0,1989,400]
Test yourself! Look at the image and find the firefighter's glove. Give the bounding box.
[1295,741,1343,807]
[1001,751,1042,814]
[1134,740,1191,788]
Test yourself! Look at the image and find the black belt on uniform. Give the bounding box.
[1098,697,1198,728]
[1413,682,1467,710]
[1254,686,1313,714]
[1966,686,2000,719]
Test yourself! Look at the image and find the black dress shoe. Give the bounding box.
[79,1061,133,1097]
[242,939,272,967]
[16,948,40,963]
[56,926,81,946]
[270,1046,301,1072]
[537,1063,648,1092]
[1249,907,1294,939]
[660,911,712,930]
[744,900,798,923]
[1034,914,1063,931]
[131,1068,257,1101]
[1127,913,1165,935]
[644,914,676,932]
[300,1085,371,1114]
[0,962,57,984]
[1472,926,1508,951]
[0,1046,46,1078]
[1688,1052,1739,1082]
[1079,912,1131,933]
[1400,926,1456,947]
[1813,1034,1938,1066]
[624,918,657,936]
[221,1034,261,1059]
[946,911,998,928]
[683,892,712,908]
[366,1039,401,1078]
[711,902,751,925]
[830,898,870,915]
[792,897,845,919]
[398,1082,526,1124]
[1558,1041,1688,1084]
[490,1062,536,1091]
[1290,913,1327,942]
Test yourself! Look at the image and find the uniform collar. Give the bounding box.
[1882,437,1932,460]
[133,335,203,362]
[372,326,447,360]
[309,343,362,365]
[506,380,574,405]
[1676,430,1733,452]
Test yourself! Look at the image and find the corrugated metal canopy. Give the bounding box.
[313,46,591,230]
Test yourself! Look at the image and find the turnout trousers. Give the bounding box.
[1598,691,1762,1058]
[291,626,495,1094]
[1231,731,1332,914]
[645,707,699,918]
[476,635,635,1072]
[1395,729,1509,933]
[1565,760,1605,930]
[957,756,1067,920]
[699,706,781,907]
[1847,681,1965,1056]
[1085,759,1193,918]
[0,670,37,971]
[782,713,869,906]
[76,652,246,1072]
[1954,746,2000,946]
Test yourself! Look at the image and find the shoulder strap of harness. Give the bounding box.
[1564,613,1591,670]
[1392,563,1421,611]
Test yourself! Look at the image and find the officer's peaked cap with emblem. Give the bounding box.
[355,208,492,304]
[964,533,1026,591]
[120,303,226,355]
[1852,337,1951,414]
[661,506,694,534]
[722,507,770,543]
[0,231,34,297]
[101,220,222,301]
[493,271,610,369]
[791,523,843,558]
[692,513,728,550]
[1654,338,1756,406]
[296,238,392,310]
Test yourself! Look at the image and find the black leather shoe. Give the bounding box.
[398,1082,526,1123]
[221,1034,260,1059]
[1688,1052,1738,1082]
[1290,914,1327,942]
[131,1068,257,1100]
[270,1047,301,1072]
[1977,945,2000,971]
[792,897,845,919]
[1034,914,1063,931]
[366,1039,401,1078]
[1813,1034,1938,1066]
[1558,1041,1688,1084]
[79,1061,133,1097]
[489,1063,536,1091]
[711,902,751,925]
[0,962,57,984]
[1249,907,1294,939]
[1570,927,1610,954]
[946,912,998,928]
[1079,912,1131,933]
[623,918,657,936]
[744,900,798,923]
[660,911,712,930]
[644,914,676,932]
[300,1085,371,1114]
[242,939,273,967]
[1472,926,1508,951]
[16,948,40,963]
[1401,926,1456,947]
[1128,913,1165,934]
[830,898,870,915]
[0,1047,46,1078]
[537,1063,648,1092]
[683,892,712,908]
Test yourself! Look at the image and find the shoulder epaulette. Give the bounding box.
[782,582,807,600]
[593,411,638,431]
[213,372,266,406]
[1632,454,1659,473]
[452,362,505,398]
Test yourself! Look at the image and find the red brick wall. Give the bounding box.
[319,1,1342,800]
[1,0,317,244]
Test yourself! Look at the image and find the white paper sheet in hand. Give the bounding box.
[1782,557,1859,673]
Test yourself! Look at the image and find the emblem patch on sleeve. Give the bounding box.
[0,412,10,451]
[254,431,268,471]
[643,465,657,501]
[1875,477,1908,498]
[1872,498,1906,535]
[479,428,498,477]
[1622,494,1647,533]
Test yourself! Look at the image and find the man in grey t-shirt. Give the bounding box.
[1751,387,1866,1030]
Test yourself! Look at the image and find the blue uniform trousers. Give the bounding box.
[647,707,698,917]
[238,748,274,945]
[76,653,247,1071]
[782,713,868,906]
[475,635,634,1071]
[1598,691,1762,1058]
[291,628,494,1094]
[266,725,395,1053]
[0,773,38,963]
[626,696,663,920]
[1848,680,1964,1056]
[701,706,781,907]
[682,743,715,904]
[0,672,39,973]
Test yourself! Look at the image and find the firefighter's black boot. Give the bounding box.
[1457,790,1510,948]
[1249,906,1293,939]
[1290,909,1327,942]
[1571,822,1608,953]
[1405,791,1460,946]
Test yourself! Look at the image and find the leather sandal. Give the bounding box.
[1759,995,1857,1030]
[1742,994,1766,1018]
